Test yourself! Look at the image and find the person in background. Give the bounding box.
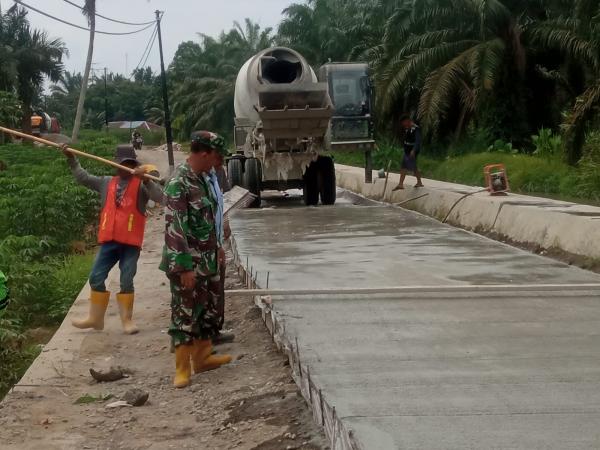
[160,132,232,388]
[64,144,163,334]
[393,114,424,190]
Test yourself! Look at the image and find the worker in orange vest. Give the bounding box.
[63,144,163,334]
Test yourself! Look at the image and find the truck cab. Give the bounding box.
[318,63,376,181]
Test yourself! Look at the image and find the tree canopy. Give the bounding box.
[2,1,600,163]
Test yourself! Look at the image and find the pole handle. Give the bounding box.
[0,126,162,182]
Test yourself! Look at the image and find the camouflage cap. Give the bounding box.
[191,131,229,156]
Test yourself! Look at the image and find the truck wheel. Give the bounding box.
[227,158,243,187]
[303,161,319,206]
[318,156,336,205]
[243,158,262,208]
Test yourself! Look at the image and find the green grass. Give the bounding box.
[332,148,592,202]
[0,252,94,398]
[0,132,115,399]
[76,128,166,146]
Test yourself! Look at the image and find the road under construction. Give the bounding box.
[3,150,600,449]
[229,189,600,450]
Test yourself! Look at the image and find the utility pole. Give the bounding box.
[104,67,108,132]
[155,10,174,173]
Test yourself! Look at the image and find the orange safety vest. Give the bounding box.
[31,115,43,127]
[98,177,146,248]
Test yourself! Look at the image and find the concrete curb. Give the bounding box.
[336,164,600,262]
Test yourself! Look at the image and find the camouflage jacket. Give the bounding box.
[160,163,218,277]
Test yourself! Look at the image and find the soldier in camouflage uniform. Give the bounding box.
[160,131,232,388]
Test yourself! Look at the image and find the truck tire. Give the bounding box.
[227,158,243,187]
[318,156,336,205]
[243,158,262,208]
[303,161,319,206]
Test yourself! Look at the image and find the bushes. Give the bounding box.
[332,145,594,201]
[532,128,563,159]
[77,128,166,146]
[0,134,116,398]
[574,132,600,201]
[0,316,39,397]
[333,126,600,203]
[428,152,576,195]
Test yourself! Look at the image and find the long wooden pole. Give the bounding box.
[226,284,600,297]
[0,126,161,182]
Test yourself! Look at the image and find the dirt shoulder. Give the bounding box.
[0,150,327,450]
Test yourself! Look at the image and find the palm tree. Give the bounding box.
[72,0,95,143]
[51,71,83,96]
[48,71,82,126]
[169,19,275,139]
[5,5,66,133]
[0,6,28,91]
[231,18,274,58]
[370,0,540,141]
[528,0,600,163]
[277,0,364,65]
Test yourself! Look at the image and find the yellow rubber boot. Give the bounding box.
[174,344,193,388]
[116,293,139,335]
[72,290,110,330]
[192,339,232,374]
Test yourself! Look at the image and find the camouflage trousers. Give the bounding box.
[168,274,221,346]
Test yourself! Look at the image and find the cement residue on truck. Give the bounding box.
[230,47,375,207]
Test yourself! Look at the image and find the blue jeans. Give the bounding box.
[89,241,140,293]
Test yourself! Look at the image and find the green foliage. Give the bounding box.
[0,134,115,399]
[168,19,275,140]
[277,0,600,162]
[0,90,22,127]
[532,128,563,158]
[74,393,113,404]
[446,127,494,156]
[333,146,600,201]
[574,132,600,201]
[428,152,575,196]
[48,69,163,131]
[0,5,66,131]
[45,253,95,322]
[0,315,40,397]
[74,128,165,147]
[487,140,518,154]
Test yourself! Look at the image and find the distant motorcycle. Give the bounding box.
[132,134,143,150]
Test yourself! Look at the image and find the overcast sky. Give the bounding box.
[14,0,295,76]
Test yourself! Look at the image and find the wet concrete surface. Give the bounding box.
[232,191,600,289]
[231,192,600,449]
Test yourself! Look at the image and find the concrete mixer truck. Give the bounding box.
[229,47,375,206]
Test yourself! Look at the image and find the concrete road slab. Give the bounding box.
[231,206,600,289]
[231,202,600,449]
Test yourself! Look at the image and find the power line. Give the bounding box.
[140,30,157,69]
[61,0,155,26]
[131,24,158,78]
[14,0,155,35]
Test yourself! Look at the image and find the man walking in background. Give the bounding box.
[393,114,424,190]
[64,144,163,334]
[161,131,232,388]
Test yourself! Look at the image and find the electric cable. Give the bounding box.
[14,0,155,35]
[139,28,158,69]
[61,0,155,26]
[130,24,158,77]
